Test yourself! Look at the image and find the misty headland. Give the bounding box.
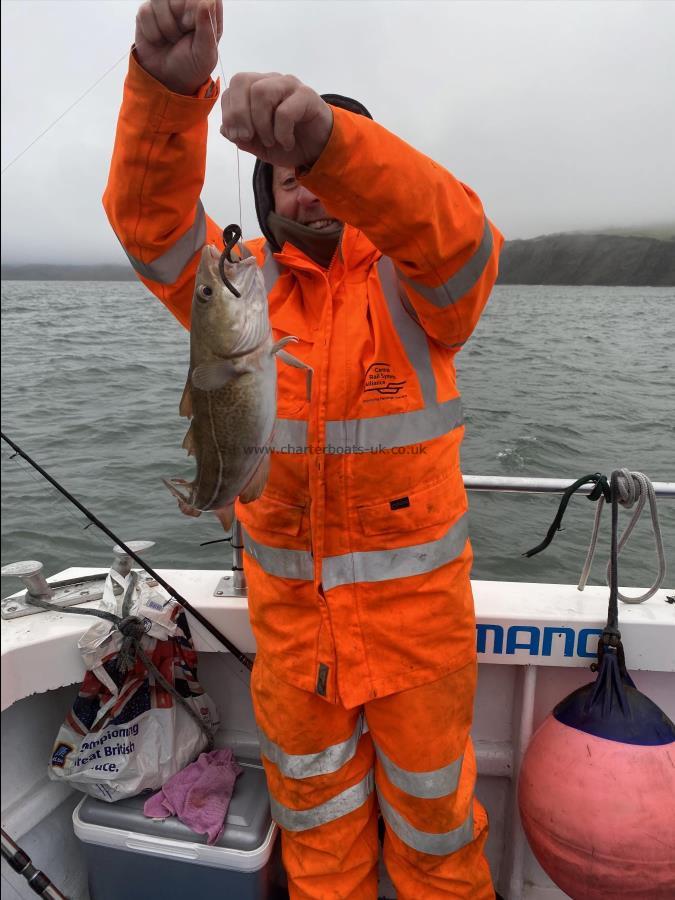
[497,231,675,287]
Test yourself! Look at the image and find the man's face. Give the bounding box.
[272,167,342,230]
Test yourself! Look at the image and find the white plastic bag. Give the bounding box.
[48,570,219,802]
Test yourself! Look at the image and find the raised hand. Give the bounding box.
[134,0,223,95]
[220,73,333,169]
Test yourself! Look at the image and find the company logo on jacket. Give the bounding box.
[363,362,406,399]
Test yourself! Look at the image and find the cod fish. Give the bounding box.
[164,242,309,530]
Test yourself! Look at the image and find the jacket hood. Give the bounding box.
[252,94,373,251]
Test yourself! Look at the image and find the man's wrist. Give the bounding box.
[297,103,334,174]
[125,51,219,135]
[131,48,215,99]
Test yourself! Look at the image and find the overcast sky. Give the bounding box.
[2,0,674,264]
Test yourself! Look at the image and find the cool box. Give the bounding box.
[73,758,284,899]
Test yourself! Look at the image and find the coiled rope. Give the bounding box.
[525,468,667,605]
[578,469,667,604]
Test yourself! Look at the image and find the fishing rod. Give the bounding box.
[0,431,253,672]
[1,828,67,899]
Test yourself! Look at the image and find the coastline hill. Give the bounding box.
[497,231,675,287]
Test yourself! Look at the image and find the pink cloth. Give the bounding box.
[143,748,243,845]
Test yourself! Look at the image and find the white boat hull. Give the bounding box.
[2,569,674,899]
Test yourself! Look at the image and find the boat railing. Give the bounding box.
[462,475,675,497]
[230,475,674,590]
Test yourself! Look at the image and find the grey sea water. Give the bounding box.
[1,282,673,597]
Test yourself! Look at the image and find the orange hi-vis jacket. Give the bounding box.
[104,55,504,709]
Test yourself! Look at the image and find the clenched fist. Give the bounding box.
[220,73,333,169]
[135,0,222,96]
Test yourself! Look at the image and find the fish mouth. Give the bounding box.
[230,256,258,296]
[199,244,221,265]
[199,244,258,297]
[199,244,222,280]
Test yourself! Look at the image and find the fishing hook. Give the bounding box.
[218,224,243,298]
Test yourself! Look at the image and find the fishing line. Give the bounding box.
[1,444,116,552]
[207,4,244,248]
[1,49,129,177]
[0,431,254,673]
[2,445,254,695]
[1,441,254,696]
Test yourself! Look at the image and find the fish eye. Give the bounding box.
[197,284,213,301]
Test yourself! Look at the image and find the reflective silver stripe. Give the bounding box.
[270,771,374,832]
[263,241,303,453]
[322,513,468,590]
[270,417,308,450]
[242,527,313,580]
[123,201,207,285]
[263,250,463,455]
[272,400,462,452]
[322,255,464,451]
[374,743,463,799]
[262,243,282,295]
[394,288,465,348]
[400,289,422,325]
[378,789,475,856]
[260,716,364,779]
[325,397,463,452]
[378,257,436,405]
[397,217,494,308]
[399,273,467,349]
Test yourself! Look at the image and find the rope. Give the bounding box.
[606,470,621,639]
[25,571,214,750]
[525,468,667,606]
[578,468,667,604]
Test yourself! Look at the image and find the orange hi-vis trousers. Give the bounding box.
[252,659,495,899]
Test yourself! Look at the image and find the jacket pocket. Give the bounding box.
[357,471,465,536]
[275,338,312,417]
[236,491,307,537]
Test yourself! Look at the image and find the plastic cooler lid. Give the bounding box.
[75,758,273,860]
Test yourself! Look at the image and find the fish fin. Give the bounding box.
[277,349,313,401]
[271,336,299,355]
[239,455,270,504]
[213,504,235,531]
[178,500,202,518]
[181,423,196,457]
[179,373,193,418]
[229,305,270,356]
[192,360,245,391]
[162,478,203,518]
[162,477,193,506]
